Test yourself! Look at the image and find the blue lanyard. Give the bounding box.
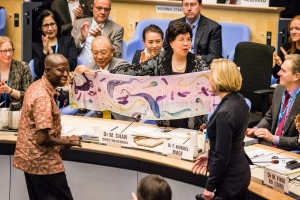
[55,40,58,53]
[277,87,300,125]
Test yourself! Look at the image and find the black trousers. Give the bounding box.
[214,168,251,200]
[24,172,73,200]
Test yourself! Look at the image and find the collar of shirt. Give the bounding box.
[98,63,109,71]
[186,15,200,27]
[91,18,106,33]
[67,0,79,3]
[41,76,58,98]
[286,86,300,97]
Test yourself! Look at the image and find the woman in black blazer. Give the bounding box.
[32,9,77,80]
[192,59,251,200]
[132,24,164,65]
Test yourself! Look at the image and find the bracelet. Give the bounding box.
[8,88,13,95]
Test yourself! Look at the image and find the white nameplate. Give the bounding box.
[99,131,132,148]
[264,169,289,194]
[156,5,182,14]
[240,0,269,7]
[163,141,193,161]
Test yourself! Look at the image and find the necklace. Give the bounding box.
[172,59,187,72]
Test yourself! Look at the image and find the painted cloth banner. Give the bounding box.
[69,71,219,120]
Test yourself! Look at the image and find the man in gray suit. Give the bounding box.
[163,0,222,64]
[75,35,135,121]
[51,0,94,36]
[71,0,124,63]
[247,54,300,151]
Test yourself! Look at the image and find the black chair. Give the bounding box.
[233,42,275,127]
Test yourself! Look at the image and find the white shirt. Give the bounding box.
[79,18,106,63]
[67,0,80,22]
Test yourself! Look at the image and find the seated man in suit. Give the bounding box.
[51,0,94,36]
[74,35,135,121]
[247,54,300,151]
[71,0,124,63]
[163,0,222,64]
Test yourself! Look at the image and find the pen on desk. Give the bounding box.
[111,126,118,131]
[121,121,134,133]
[183,138,190,144]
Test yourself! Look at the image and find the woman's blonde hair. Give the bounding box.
[210,59,242,92]
[0,36,14,49]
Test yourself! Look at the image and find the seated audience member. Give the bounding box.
[295,115,300,133]
[71,0,124,63]
[272,15,300,83]
[131,174,172,200]
[132,24,164,65]
[32,9,77,81]
[247,54,300,151]
[163,0,222,64]
[51,0,94,36]
[74,35,134,121]
[0,36,32,107]
[111,21,209,129]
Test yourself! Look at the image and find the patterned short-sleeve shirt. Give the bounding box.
[13,76,64,175]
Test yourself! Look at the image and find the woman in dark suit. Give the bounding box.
[132,24,164,65]
[192,59,251,200]
[32,9,77,80]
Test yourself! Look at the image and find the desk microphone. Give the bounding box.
[253,160,279,164]
[59,99,68,113]
[195,194,204,200]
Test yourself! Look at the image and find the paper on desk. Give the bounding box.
[246,149,274,161]
[62,126,76,135]
[165,128,193,139]
[129,126,172,139]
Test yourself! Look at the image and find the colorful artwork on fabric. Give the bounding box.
[69,71,220,120]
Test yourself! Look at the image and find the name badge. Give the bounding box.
[163,141,194,161]
[99,131,132,148]
[264,169,289,194]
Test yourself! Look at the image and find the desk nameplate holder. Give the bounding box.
[263,169,289,194]
[163,141,194,161]
[99,130,132,148]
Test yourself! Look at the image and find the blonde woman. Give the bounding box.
[192,59,251,200]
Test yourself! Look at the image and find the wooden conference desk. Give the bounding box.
[0,115,299,200]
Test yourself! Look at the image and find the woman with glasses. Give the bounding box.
[32,9,77,81]
[273,15,300,83]
[132,25,164,65]
[111,22,209,129]
[0,36,32,107]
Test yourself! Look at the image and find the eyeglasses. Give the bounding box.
[93,5,111,12]
[177,38,192,44]
[92,50,110,56]
[41,22,57,29]
[0,48,15,54]
[183,3,198,8]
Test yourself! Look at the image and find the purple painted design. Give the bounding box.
[100,78,106,82]
[161,78,168,85]
[77,93,82,100]
[201,87,209,96]
[171,91,174,100]
[178,91,190,97]
[156,95,167,102]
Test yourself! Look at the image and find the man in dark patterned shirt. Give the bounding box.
[13,53,81,200]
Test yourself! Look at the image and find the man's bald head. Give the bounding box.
[44,53,70,88]
[91,36,115,69]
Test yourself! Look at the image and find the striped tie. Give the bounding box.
[190,24,196,53]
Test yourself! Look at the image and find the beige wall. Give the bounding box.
[0,0,283,60]
[0,0,23,60]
